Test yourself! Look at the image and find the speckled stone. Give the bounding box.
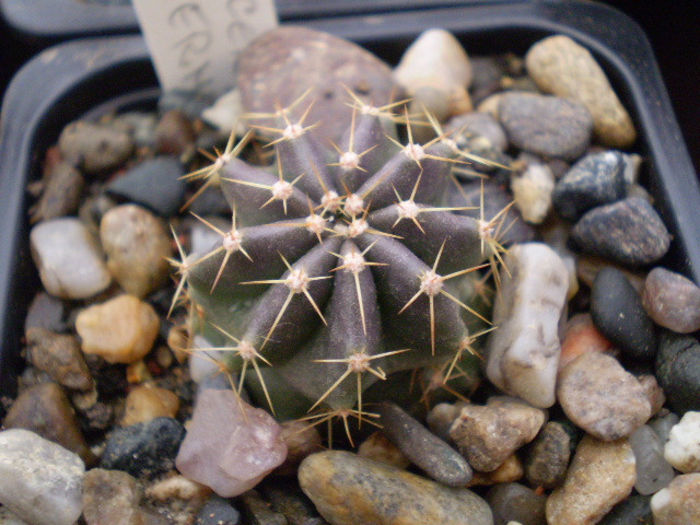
[651,473,700,525]
[546,435,636,525]
[526,35,636,148]
[498,92,593,160]
[557,352,651,440]
[58,120,133,174]
[558,313,614,371]
[524,421,571,489]
[30,161,84,223]
[642,267,700,333]
[570,197,671,266]
[25,327,93,391]
[82,468,145,525]
[298,451,493,525]
[378,401,471,486]
[655,331,700,414]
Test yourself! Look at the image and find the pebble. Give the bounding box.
[107,156,186,217]
[238,490,287,525]
[591,267,657,361]
[0,429,84,525]
[357,431,410,469]
[25,326,94,391]
[238,26,398,144]
[449,396,546,472]
[525,35,636,148]
[30,217,111,299]
[546,435,636,525]
[58,119,134,173]
[146,474,210,502]
[637,374,666,416]
[664,411,700,473]
[122,384,180,426]
[600,495,652,525]
[650,473,700,524]
[30,161,84,222]
[196,495,241,525]
[155,109,196,157]
[557,352,651,440]
[101,417,185,478]
[498,92,593,160]
[570,197,671,266]
[275,419,323,476]
[655,331,700,414]
[100,204,172,298]
[24,292,67,333]
[576,254,645,292]
[629,425,675,495]
[485,483,546,525]
[298,450,493,525]
[378,401,472,486]
[524,421,571,489]
[426,401,465,443]
[113,111,158,149]
[558,313,614,371]
[394,29,473,121]
[485,243,569,408]
[445,112,508,151]
[510,158,555,224]
[642,267,700,333]
[552,150,627,220]
[470,56,504,104]
[467,454,524,486]
[76,294,160,364]
[649,411,680,444]
[82,468,145,525]
[3,382,94,464]
[175,389,286,497]
[261,479,327,525]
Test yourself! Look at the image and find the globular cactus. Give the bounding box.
[172,89,509,435]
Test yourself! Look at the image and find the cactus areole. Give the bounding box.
[175,81,507,428]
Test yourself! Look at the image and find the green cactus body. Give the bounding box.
[178,94,502,424]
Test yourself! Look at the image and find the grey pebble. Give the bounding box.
[445,111,508,151]
[552,150,626,220]
[655,331,700,414]
[24,292,68,333]
[599,494,653,525]
[629,425,675,495]
[378,401,472,486]
[570,197,671,266]
[649,411,680,444]
[642,267,700,333]
[196,495,241,525]
[498,92,593,160]
[58,120,133,174]
[524,421,570,489]
[261,479,328,525]
[486,482,546,525]
[426,402,465,442]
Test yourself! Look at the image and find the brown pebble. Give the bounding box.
[25,327,94,391]
[30,161,84,223]
[642,267,700,333]
[468,454,524,486]
[358,431,410,469]
[274,419,323,476]
[155,110,195,157]
[122,385,180,426]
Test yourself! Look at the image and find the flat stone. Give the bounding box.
[107,156,186,217]
[0,429,84,525]
[485,243,569,408]
[570,197,671,266]
[655,332,700,414]
[3,382,94,464]
[591,267,657,361]
[651,473,700,525]
[83,468,145,525]
[524,421,571,489]
[122,384,180,426]
[553,150,627,220]
[630,425,675,495]
[25,327,93,391]
[558,352,651,440]
[101,417,185,478]
[196,495,241,525]
[486,483,546,525]
[100,204,172,298]
[546,435,636,525]
[642,267,700,333]
[449,396,546,472]
[510,160,555,224]
[176,389,286,497]
[238,26,398,144]
[30,217,111,299]
[378,401,471,486]
[664,411,700,473]
[30,161,84,222]
[599,495,652,525]
[498,92,593,160]
[526,35,636,148]
[58,119,133,174]
[298,450,493,525]
[76,294,160,364]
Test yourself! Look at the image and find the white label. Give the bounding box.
[132,0,278,96]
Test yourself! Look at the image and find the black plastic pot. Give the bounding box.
[1,1,698,404]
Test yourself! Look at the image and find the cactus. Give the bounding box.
[171,88,510,434]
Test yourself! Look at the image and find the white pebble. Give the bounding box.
[665,411,700,473]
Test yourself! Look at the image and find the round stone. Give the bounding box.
[651,473,700,525]
[655,332,700,414]
[524,421,571,489]
[25,327,93,391]
[664,411,700,473]
[486,483,546,525]
[642,267,700,333]
[122,385,180,426]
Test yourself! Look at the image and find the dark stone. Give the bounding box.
[486,482,546,525]
[155,110,195,157]
[655,331,700,414]
[107,156,186,217]
[498,92,593,160]
[239,490,288,525]
[378,401,472,486]
[100,417,185,478]
[261,479,328,525]
[599,494,653,525]
[470,56,504,104]
[196,495,241,525]
[524,421,571,489]
[238,26,399,144]
[591,267,657,360]
[570,197,671,266]
[553,150,626,220]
